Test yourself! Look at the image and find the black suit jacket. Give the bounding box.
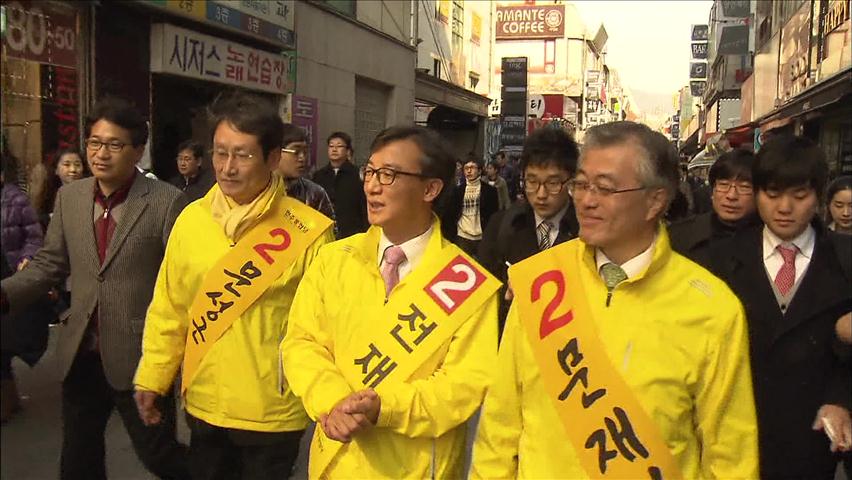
[478,201,578,332]
[709,225,852,479]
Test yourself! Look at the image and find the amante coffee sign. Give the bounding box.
[496,5,565,40]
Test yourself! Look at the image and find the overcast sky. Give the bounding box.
[572,0,714,116]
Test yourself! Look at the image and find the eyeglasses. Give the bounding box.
[714,181,753,195]
[363,166,430,185]
[567,179,646,197]
[176,155,196,163]
[281,146,308,156]
[210,149,255,163]
[85,139,127,153]
[524,177,571,195]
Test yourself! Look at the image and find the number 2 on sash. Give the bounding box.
[531,270,574,339]
[429,263,477,310]
[254,228,292,265]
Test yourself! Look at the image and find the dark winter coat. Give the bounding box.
[669,211,760,268]
[312,161,368,239]
[440,179,498,243]
[1,183,44,268]
[478,201,578,331]
[708,224,852,479]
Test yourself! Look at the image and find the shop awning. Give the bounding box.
[679,128,700,156]
[688,148,716,170]
[760,69,851,127]
[415,70,492,118]
[724,122,757,148]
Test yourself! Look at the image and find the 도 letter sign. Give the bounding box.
[496,5,565,40]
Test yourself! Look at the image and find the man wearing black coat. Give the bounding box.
[479,128,580,333]
[670,149,760,267]
[312,131,368,239]
[709,134,852,479]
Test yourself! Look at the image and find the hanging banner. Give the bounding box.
[292,95,319,169]
[150,23,294,95]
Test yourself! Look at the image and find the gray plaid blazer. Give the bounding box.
[1,175,187,390]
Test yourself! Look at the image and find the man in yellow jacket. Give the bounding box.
[132,93,334,479]
[281,126,500,478]
[472,121,759,479]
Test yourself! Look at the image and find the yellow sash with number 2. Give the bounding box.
[510,244,683,480]
[181,195,332,394]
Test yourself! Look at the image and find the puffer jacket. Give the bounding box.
[1,183,43,267]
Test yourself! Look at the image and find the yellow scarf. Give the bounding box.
[210,173,283,243]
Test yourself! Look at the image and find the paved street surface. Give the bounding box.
[1,330,311,479]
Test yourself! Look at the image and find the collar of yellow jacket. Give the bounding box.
[580,221,673,286]
[350,215,446,266]
[207,173,284,244]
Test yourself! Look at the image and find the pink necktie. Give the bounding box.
[381,246,407,297]
[774,245,797,295]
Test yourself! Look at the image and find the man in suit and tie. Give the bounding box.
[0,97,188,479]
[710,134,852,478]
[478,128,580,333]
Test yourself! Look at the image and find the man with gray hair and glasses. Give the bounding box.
[472,121,759,479]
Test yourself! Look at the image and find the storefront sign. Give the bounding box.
[691,42,708,59]
[721,1,750,19]
[291,95,319,169]
[496,5,564,40]
[690,80,707,97]
[825,0,850,34]
[471,11,482,44]
[717,24,749,55]
[142,0,296,49]
[2,0,77,68]
[691,24,709,41]
[690,62,708,79]
[779,1,811,101]
[150,23,294,95]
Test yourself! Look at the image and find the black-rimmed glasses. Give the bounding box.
[363,166,430,185]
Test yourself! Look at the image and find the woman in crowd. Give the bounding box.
[36,149,87,225]
[1,153,49,423]
[827,175,852,235]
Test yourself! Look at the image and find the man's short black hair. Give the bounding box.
[753,134,828,197]
[176,140,205,160]
[208,92,283,159]
[85,96,148,147]
[327,131,353,151]
[709,148,754,185]
[370,126,455,209]
[282,124,308,147]
[520,128,579,175]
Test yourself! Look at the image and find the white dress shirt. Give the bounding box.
[534,202,571,247]
[595,235,657,280]
[377,225,434,282]
[762,225,814,286]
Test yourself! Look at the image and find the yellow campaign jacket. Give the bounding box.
[281,221,499,478]
[472,229,760,479]
[134,188,334,432]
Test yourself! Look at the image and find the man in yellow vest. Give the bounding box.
[132,92,334,479]
[472,121,759,479]
[281,126,500,478]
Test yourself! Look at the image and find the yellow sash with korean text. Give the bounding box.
[510,244,683,480]
[309,244,500,479]
[181,196,332,394]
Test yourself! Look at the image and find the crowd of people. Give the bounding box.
[0,90,850,480]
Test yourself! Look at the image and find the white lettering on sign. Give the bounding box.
[429,264,477,311]
[150,23,293,95]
